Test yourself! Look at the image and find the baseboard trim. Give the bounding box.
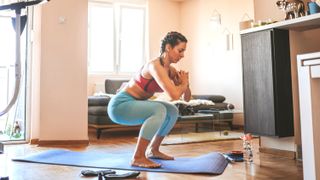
[232,124,244,130]
[30,139,89,146]
[29,139,39,145]
[259,147,296,159]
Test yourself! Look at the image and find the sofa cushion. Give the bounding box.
[88,115,114,125]
[192,95,226,103]
[88,106,107,115]
[88,96,111,106]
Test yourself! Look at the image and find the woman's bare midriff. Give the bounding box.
[123,80,154,100]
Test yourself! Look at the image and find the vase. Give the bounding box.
[308,2,320,14]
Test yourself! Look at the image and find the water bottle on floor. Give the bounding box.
[240,133,253,163]
[243,140,253,162]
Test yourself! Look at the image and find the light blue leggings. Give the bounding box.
[107,91,179,140]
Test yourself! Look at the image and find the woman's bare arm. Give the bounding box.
[169,66,181,86]
[169,66,191,101]
[183,85,191,102]
[148,61,188,100]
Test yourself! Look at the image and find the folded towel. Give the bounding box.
[171,99,215,106]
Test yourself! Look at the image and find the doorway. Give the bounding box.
[0,15,27,142]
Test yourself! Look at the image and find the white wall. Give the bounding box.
[148,0,181,60]
[31,0,88,141]
[180,0,254,111]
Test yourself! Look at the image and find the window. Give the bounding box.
[88,1,146,74]
[0,15,27,141]
[88,3,114,72]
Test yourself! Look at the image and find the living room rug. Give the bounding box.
[162,131,246,145]
[12,149,228,175]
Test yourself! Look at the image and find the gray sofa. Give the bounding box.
[88,79,235,139]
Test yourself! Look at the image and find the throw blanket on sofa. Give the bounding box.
[171,100,215,116]
[154,93,215,105]
[174,103,195,116]
[155,94,215,116]
[171,99,215,106]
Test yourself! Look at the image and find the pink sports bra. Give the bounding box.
[134,57,166,93]
[134,75,164,93]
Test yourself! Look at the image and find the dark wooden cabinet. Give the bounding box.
[241,28,294,137]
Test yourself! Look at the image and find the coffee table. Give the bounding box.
[178,110,234,133]
[178,113,216,132]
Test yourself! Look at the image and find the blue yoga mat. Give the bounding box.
[12,149,228,175]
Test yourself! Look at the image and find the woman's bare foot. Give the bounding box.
[131,157,161,168]
[146,149,174,160]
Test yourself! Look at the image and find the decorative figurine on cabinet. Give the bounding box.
[276,0,306,19]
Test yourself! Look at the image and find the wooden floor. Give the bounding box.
[0,128,303,180]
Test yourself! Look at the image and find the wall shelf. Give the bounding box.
[240,13,320,34]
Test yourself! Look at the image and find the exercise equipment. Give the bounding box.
[0,0,50,117]
[12,149,229,175]
[80,169,116,177]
